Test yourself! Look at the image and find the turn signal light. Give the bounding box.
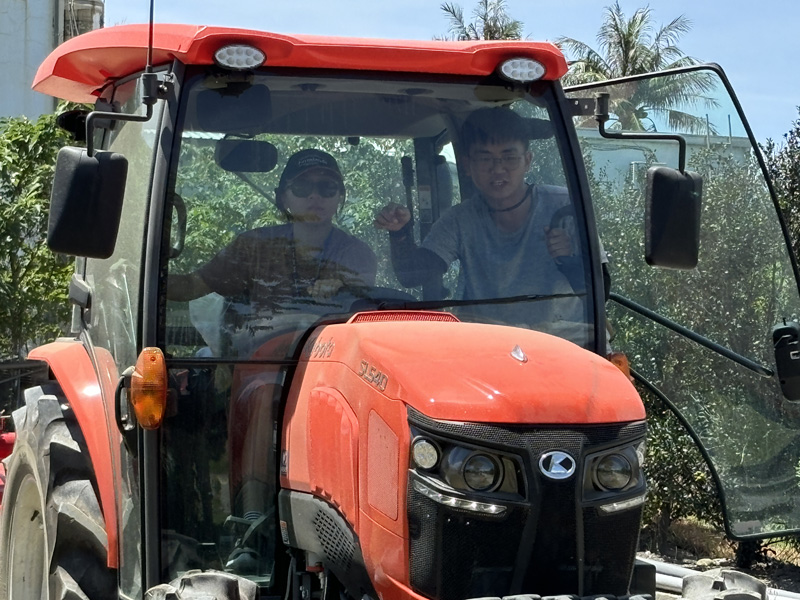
[130,347,167,430]
[607,351,633,382]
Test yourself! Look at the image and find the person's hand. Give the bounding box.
[308,278,344,300]
[545,226,573,259]
[374,202,411,232]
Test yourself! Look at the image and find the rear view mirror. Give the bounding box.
[773,322,800,401]
[194,84,272,133]
[645,166,703,269]
[48,146,128,259]
[215,139,278,173]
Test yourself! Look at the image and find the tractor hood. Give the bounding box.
[305,316,643,425]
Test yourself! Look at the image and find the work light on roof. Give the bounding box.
[214,44,266,70]
[498,58,545,83]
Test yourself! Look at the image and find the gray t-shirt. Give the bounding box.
[422,185,588,339]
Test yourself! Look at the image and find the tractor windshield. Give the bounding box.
[163,70,599,362]
[159,69,599,585]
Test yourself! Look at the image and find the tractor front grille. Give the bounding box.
[407,408,645,600]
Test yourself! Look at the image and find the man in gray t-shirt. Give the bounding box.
[421,184,582,327]
[375,107,588,338]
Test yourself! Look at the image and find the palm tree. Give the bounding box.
[557,2,717,133]
[438,0,523,41]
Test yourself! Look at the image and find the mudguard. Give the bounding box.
[27,339,121,568]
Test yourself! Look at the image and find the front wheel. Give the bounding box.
[0,385,115,599]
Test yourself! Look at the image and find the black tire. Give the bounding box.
[0,384,116,599]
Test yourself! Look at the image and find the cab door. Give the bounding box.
[565,65,800,539]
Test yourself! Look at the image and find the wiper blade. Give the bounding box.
[365,292,586,312]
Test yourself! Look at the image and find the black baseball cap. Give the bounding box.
[278,149,343,189]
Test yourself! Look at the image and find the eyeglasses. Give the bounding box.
[288,179,342,198]
[470,154,525,171]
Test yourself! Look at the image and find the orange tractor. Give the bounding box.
[2,21,800,600]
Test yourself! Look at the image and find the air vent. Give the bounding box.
[313,510,354,571]
[349,311,459,323]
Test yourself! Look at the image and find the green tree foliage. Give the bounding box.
[641,387,723,546]
[765,111,800,558]
[0,111,73,360]
[764,108,800,261]
[437,0,523,41]
[586,140,800,540]
[557,3,717,133]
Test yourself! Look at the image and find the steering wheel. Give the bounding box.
[219,285,417,359]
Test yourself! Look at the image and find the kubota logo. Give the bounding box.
[539,451,576,480]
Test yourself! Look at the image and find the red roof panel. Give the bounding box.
[33,24,568,103]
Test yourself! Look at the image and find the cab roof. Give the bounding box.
[33,24,568,103]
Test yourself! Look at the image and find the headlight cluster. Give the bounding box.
[583,440,646,513]
[409,428,523,514]
[595,453,632,490]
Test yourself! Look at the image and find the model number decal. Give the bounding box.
[358,360,388,391]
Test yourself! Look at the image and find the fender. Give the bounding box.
[28,339,121,569]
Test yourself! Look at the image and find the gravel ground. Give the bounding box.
[638,550,800,595]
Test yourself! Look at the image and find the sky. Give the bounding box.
[103,0,800,145]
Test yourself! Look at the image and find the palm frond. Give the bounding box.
[440,2,475,40]
[438,0,522,41]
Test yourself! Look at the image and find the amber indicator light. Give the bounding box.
[130,347,167,430]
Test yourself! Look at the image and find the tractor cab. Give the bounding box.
[156,46,607,591]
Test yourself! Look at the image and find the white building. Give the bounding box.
[1,0,104,119]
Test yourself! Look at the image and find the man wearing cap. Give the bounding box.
[169,148,377,308]
[167,150,377,573]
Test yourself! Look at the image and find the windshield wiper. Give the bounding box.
[354,291,586,313]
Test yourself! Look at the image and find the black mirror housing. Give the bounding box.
[48,146,128,259]
[773,321,800,401]
[645,166,703,269]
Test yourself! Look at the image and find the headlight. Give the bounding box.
[463,453,500,491]
[636,441,646,467]
[582,439,646,510]
[594,453,632,490]
[409,427,520,499]
[412,438,440,470]
[441,447,504,493]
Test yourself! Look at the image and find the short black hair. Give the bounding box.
[461,107,531,153]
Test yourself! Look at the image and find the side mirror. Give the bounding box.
[773,322,800,401]
[645,166,703,269]
[215,139,278,173]
[48,146,128,259]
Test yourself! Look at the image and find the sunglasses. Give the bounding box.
[470,154,525,171]
[288,179,342,198]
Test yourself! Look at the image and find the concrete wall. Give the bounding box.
[0,0,59,119]
[1,0,104,120]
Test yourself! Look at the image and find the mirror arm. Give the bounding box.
[85,105,153,157]
[85,72,172,156]
[594,92,687,173]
